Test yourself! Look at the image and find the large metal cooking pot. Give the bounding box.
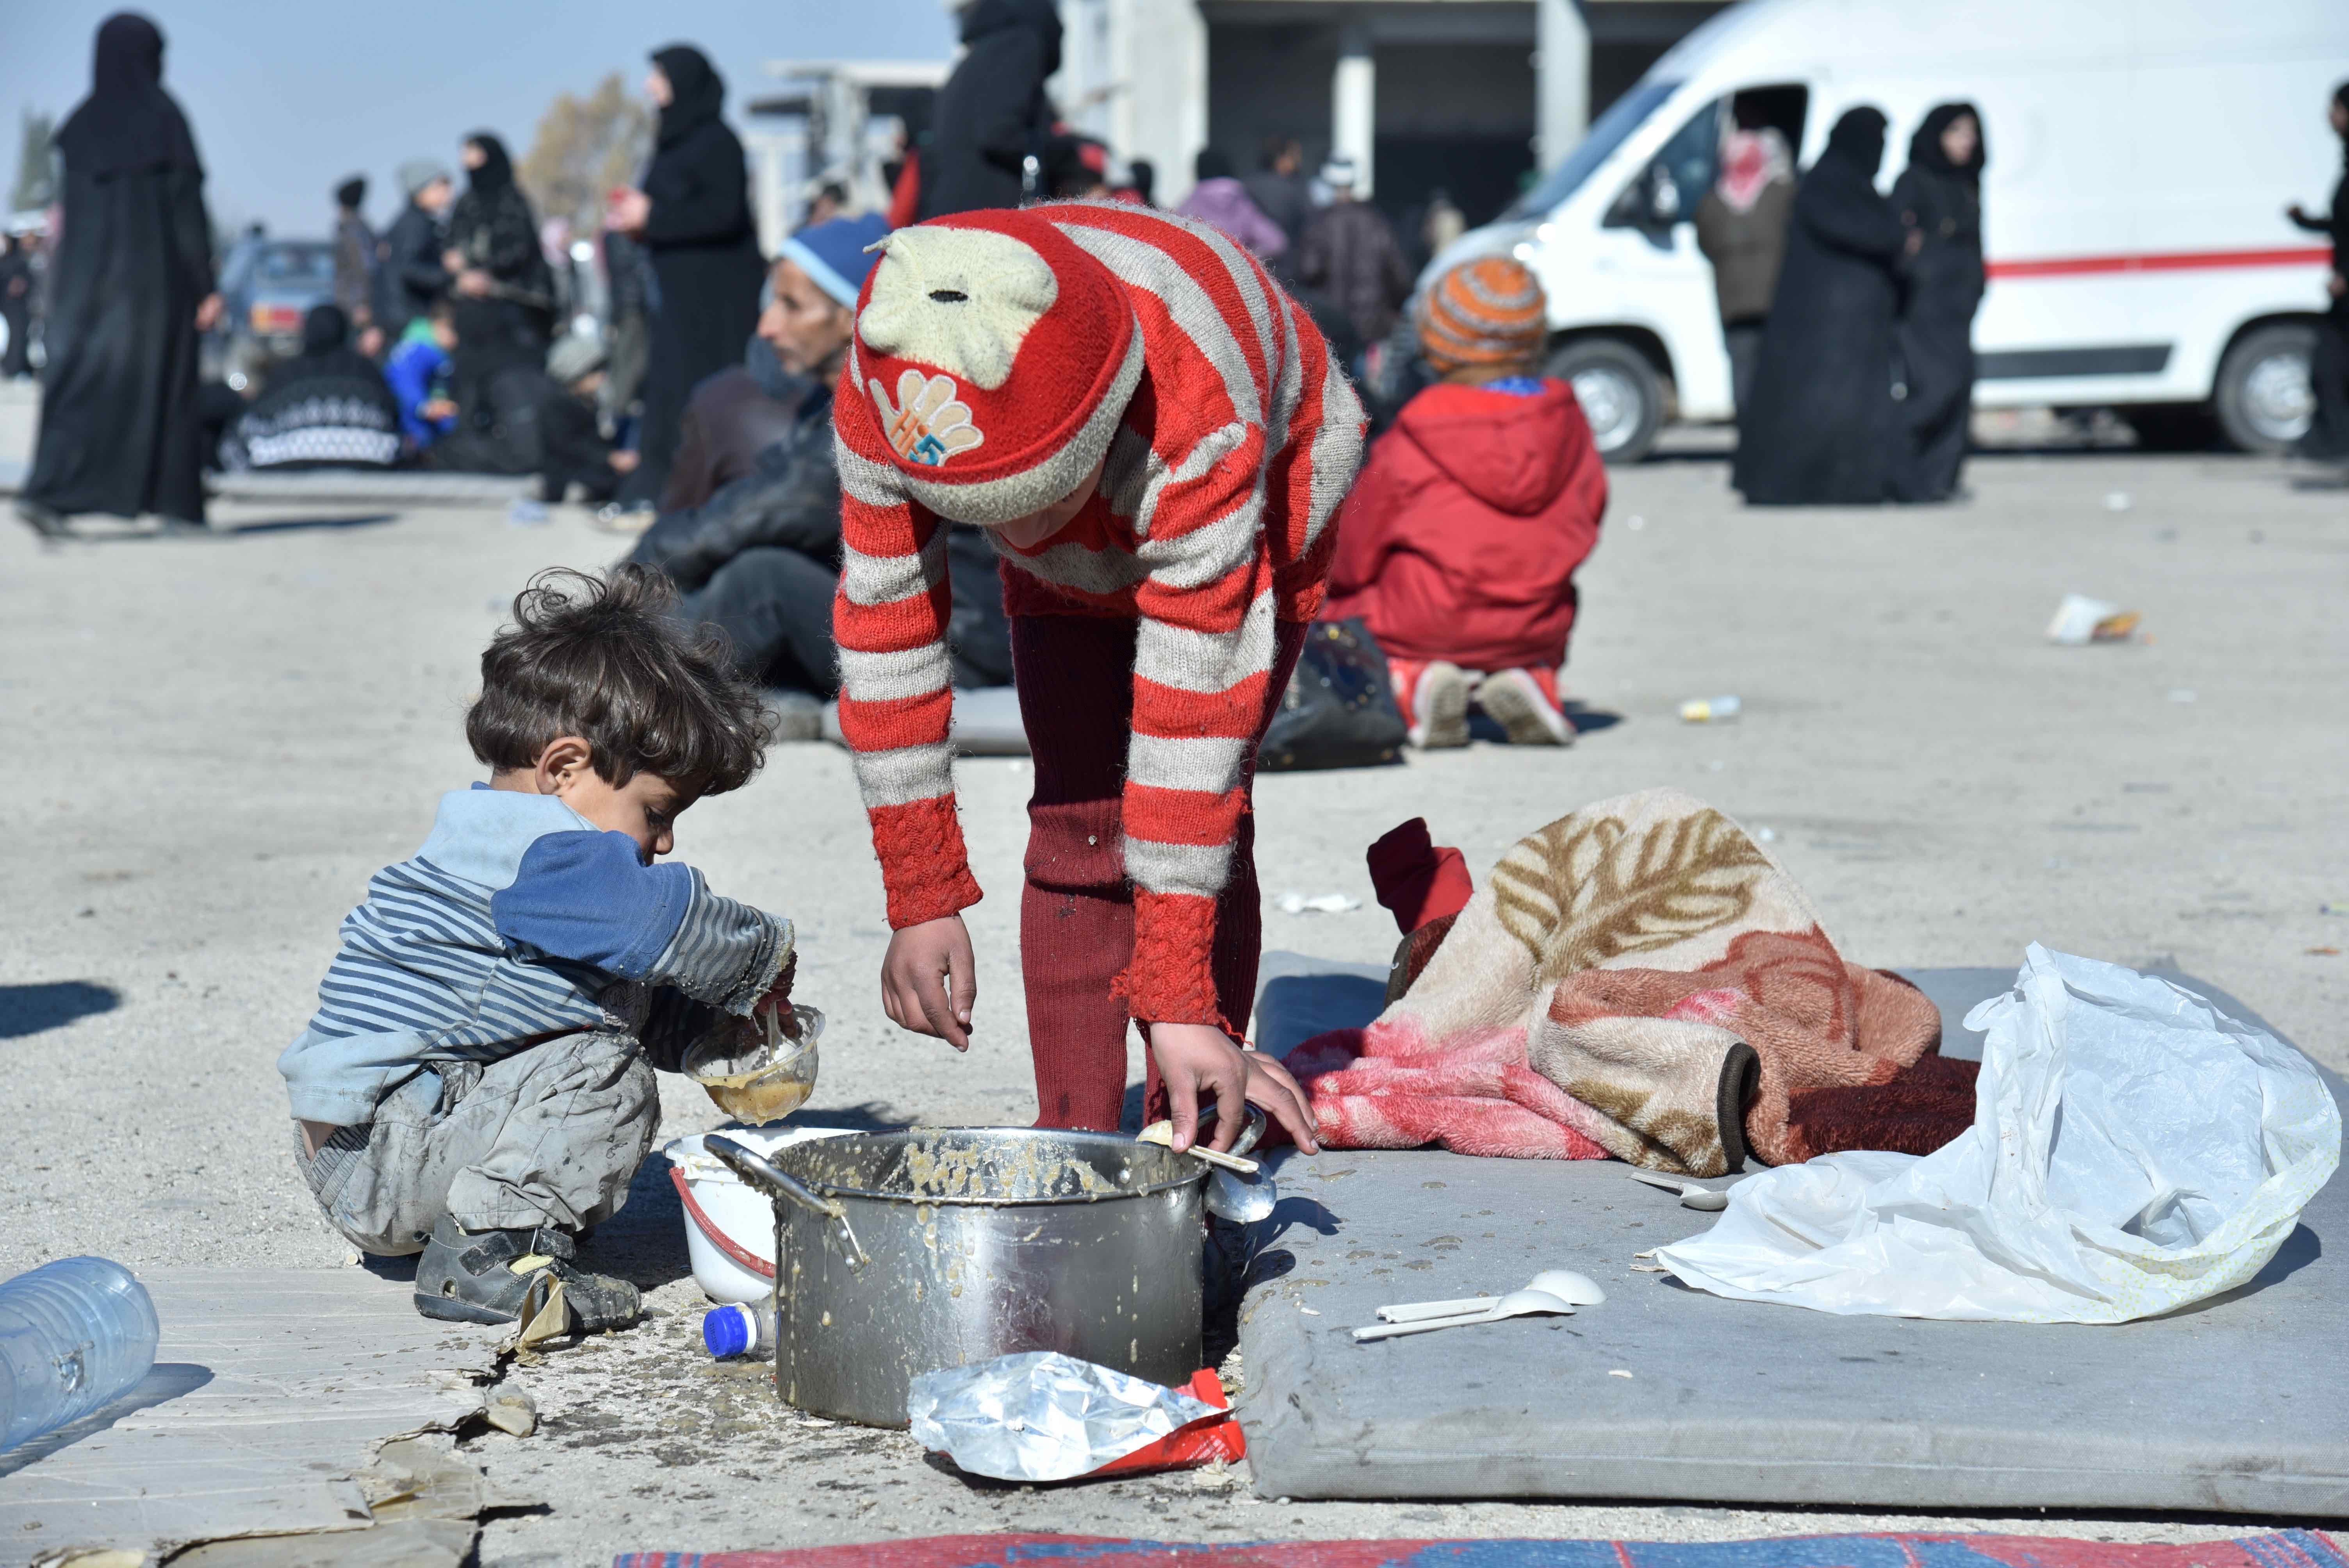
[707,1126,1210,1428]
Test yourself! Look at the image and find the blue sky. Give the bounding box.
[4,1,960,233]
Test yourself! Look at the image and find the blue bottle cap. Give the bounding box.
[702,1303,753,1358]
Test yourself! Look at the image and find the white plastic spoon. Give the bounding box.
[1376,1269,1606,1323]
[1628,1171,1730,1210]
[1352,1288,1575,1342]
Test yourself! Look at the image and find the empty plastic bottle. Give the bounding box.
[702,1301,777,1360]
[1678,695,1742,724]
[0,1258,160,1452]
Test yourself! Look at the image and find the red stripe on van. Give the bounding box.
[1986,246,2329,280]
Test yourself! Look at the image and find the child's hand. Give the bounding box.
[753,952,797,1026]
[881,915,976,1051]
[1148,1022,1320,1155]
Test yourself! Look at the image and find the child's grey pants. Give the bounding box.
[298,1030,659,1255]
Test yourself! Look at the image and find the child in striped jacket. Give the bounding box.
[832,202,1366,1152]
[279,567,791,1331]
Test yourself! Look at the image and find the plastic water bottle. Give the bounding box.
[702,1301,776,1360]
[0,1258,160,1452]
[1678,695,1742,724]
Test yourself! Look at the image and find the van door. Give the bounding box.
[1594,95,1734,421]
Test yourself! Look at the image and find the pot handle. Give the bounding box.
[705,1135,871,1269]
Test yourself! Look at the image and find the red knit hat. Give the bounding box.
[848,208,1144,525]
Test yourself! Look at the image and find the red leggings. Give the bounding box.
[1010,614,1307,1130]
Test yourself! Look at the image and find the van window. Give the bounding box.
[1730,84,1807,159]
[1503,79,1678,220]
[1604,97,1722,232]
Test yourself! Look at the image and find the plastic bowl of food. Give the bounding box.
[684,1005,822,1124]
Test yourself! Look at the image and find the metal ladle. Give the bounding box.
[1191,1109,1276,1224]
[1351,1287,1576,1342]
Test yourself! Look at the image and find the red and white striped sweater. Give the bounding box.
[832,202,1367,1027]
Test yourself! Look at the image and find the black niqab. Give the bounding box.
[1907,102,1986,183]
[653,45,725,149]
[1890,102,1989,501]
[25,10,216,522]
[54,12,201,177]
[464,132,515,194]
[622,40,763,506]
[918,0,1063,220]
[962,0,1063,78]
[1731,107,1908,506]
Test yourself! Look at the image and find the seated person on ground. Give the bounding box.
[383,302,460,454]
[1321,256,1606,749]
[226,303,404,470]
[626,214,1014,696]
[424,335,638,504]
[640,337,813,525]
[532,335,640,504]
[278,566,791,1333]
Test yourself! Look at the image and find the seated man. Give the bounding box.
[637,347,812,523]
[424,335,638,504]
[627,215,1013,700]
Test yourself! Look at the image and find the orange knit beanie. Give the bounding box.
[1418,256,1547,375]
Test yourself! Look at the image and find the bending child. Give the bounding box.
[832,203,1365,1152]
[280,567,788,1331]
[1322,256,1606,748]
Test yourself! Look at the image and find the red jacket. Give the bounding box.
[1322,378,1606,671]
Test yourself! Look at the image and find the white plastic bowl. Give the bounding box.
[666,1126,852,1304]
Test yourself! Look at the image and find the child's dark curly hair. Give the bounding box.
[466,566,775,799]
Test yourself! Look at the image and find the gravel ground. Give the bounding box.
[4,413,2345,1558]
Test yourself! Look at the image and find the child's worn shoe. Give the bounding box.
[412,1215,641,1332]
[1477,666,1575,746]
[1390,657,1471,748]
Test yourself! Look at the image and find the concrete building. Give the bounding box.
[1054,0,1727,225]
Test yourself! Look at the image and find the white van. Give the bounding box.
[1454,0,2349,461]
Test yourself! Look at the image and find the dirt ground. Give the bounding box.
[4,391,2345,1558]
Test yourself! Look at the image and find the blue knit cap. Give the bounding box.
[779,213,890,308]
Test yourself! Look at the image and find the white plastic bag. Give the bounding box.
[1656,946,2340,1322]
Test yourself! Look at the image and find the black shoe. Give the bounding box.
[154,516,209,536]
[14,499,68,539]
[412,1215,641,1332]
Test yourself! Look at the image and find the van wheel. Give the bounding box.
[2213,323,2317,453]
[1547,337,1664,464]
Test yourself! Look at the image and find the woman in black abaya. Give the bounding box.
[1893,104,1987,501]
[1732,107,1907,507]
[442,133,554,426]
[18,13,220,538]
[608,45,765,507]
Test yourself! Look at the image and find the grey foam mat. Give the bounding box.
[1235,959,2347,1514]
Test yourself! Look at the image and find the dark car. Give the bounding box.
[206,235,338,390]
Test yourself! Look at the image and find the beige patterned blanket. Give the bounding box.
[1291,788,1978,1174]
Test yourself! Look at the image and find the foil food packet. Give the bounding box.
[906,1351,1217,1481]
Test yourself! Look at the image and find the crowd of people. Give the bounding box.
[9,10,2344,1336]
[1711,102,1988,505]
[12,11,2347,753]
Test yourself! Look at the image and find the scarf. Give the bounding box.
[54,12,202,178]
[1715,127,1792,215]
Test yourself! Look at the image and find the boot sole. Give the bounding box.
[1480,674,1573,746]
[1414,662,1472,748]
[413,1292,520,1326]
